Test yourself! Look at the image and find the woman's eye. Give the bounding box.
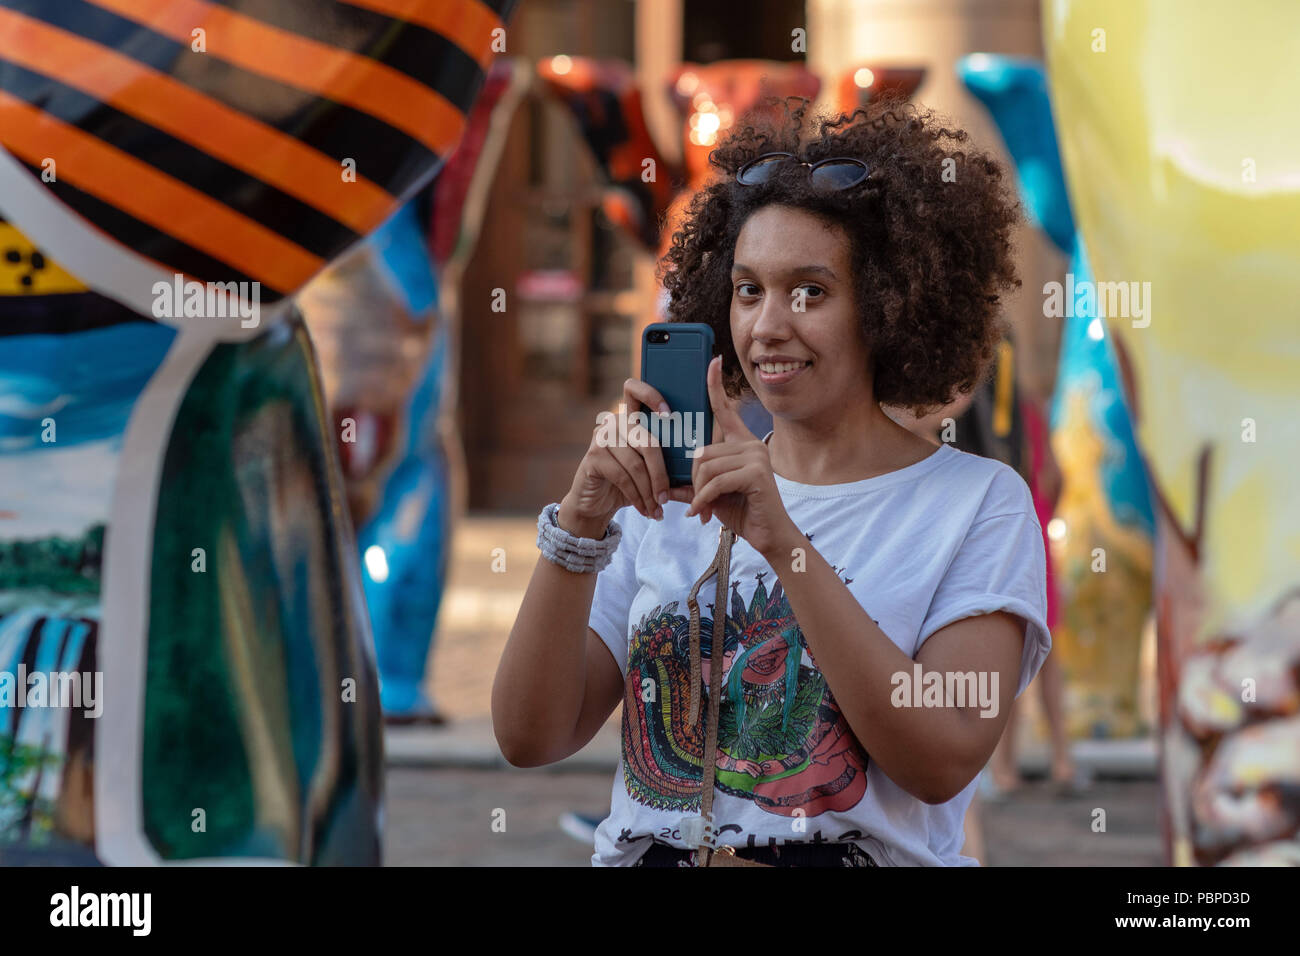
[736,282,759,297]
[797,284,825,299]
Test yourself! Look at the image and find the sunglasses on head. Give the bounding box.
[736,151,871,190]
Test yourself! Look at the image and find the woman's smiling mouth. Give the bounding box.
[755,357,812,385]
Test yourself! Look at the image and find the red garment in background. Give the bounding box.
[1022,399,1060,630]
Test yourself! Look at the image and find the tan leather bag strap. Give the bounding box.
[686,525,734,866]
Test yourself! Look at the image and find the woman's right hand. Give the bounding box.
[558,377,673,537]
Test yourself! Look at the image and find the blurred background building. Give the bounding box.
[457,0,1064,512]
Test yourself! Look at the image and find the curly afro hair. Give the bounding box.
[657,94,1023,413]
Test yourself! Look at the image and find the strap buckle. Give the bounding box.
[681,813,716,850]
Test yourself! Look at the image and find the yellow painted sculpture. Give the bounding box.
[1050,390,1152,738]
[1046,0,1300,865]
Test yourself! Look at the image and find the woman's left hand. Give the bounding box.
[668,356,796,558]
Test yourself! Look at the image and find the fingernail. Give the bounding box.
[657,491,668,505]
[655,507,664,520]
[658,402,670,415]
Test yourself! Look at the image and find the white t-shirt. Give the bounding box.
[587,440,1050,866]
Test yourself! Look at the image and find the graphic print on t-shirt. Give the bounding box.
[621,564,870,818]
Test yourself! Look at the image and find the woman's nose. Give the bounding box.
[750,292,796,341]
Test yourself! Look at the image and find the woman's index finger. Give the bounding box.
[707,356,753,442]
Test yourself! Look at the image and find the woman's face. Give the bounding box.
[730,204,873,422]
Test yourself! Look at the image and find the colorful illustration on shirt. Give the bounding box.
[621,566,870,818]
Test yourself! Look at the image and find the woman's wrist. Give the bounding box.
[538,502,622,574]
[758,517,805,567]
[557,495,613,540]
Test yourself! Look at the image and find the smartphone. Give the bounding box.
[640,322,714,486]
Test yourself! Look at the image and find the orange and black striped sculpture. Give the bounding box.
[0,0,517,865]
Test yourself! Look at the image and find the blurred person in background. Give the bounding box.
[987,393,1079,797]
[893,344,1077,817]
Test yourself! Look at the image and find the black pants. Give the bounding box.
[633,840,878,867]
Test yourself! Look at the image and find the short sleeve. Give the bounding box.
[916,504,1051,699]
[587,505,646,678]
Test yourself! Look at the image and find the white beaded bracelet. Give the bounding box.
[536,502,622,573]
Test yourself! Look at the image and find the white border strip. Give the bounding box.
[96,328,207,864]
[95,329,295,866]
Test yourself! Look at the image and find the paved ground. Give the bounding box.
[424,516,538,723]
[977,778,1164,866]
[384,516,1165,866]
[384,766,607,867]
[383,766,1164,866]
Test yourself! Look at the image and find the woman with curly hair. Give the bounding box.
[493,95,1050,866]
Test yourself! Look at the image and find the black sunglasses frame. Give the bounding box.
[736,151,871,190]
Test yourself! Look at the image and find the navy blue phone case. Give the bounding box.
[640,322,714,486]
